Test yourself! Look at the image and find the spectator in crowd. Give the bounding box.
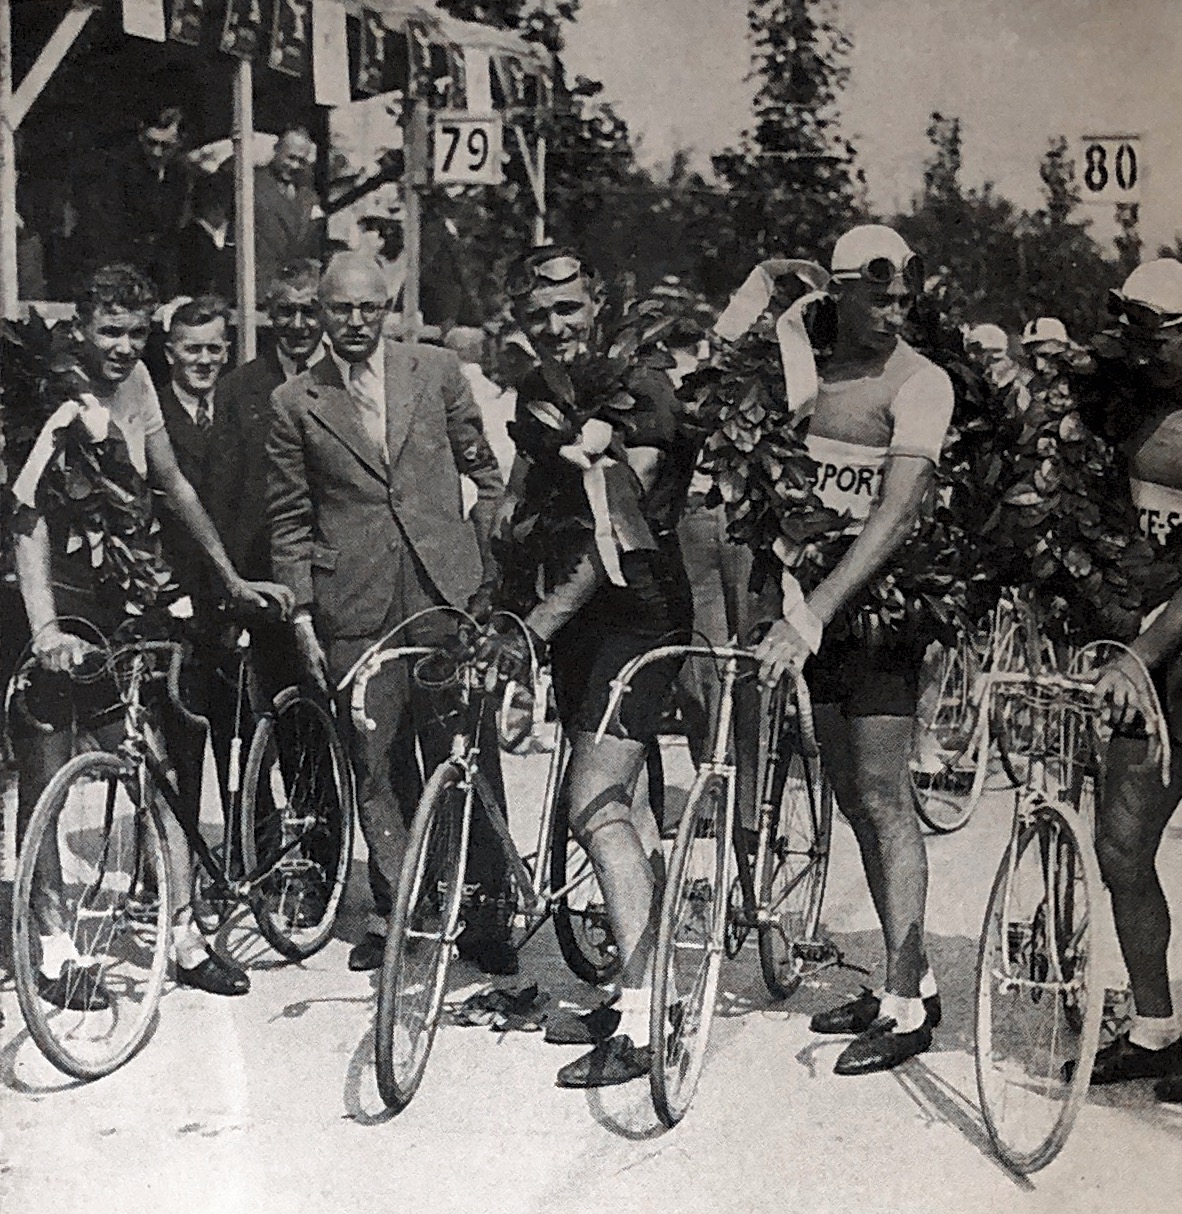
[255,126,322,297]
[265,252,511,976]
[78,103,190,298]
[177,164,235,300]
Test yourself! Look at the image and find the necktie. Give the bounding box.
[349,360,387,463]
[195,395,213,431]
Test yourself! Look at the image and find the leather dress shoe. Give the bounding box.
[556,1034,652,1088]
[38,961,111,1012]
[1077,1033,1182,1085]
[833,1016,932,1075]
[176,953,250,996]
[810,987,942,1035]
[545,1003,622,1045]
[348,932,386,972]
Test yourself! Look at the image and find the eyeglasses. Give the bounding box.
[1107,290,1182,334]
[272,303,319,323]
[322,301,388,323]
[507,248,590,298]
[830,252,925,294]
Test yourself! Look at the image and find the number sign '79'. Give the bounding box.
[432,115,504,185]
[1078,135,1143,204]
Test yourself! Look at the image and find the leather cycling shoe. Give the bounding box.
[1074,1033,1182,1085]
[38,961,111,1012]
[810,987,942,1035]
[833,1016,932,1075]
[176,953,250,996]
[545,1003,622,1045]
[556,1034,651,1088]
[348,932,386,972]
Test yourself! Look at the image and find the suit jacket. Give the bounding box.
[267,339,504,641]
[253,166,321,295]
[205,351,286,582]
[176,221,236,300]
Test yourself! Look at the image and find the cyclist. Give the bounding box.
[10,263,292,1007]
[1082,259,1182,1099]
[752,225,953,1074]
[485,247,695,1087]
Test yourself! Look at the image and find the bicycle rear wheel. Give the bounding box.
[374,760,468,1112]
[11,752,173,1080]
[242,689,354,960]
[650,772,730,1127]
[974,804,1102,1173]
[758,751,832,1000]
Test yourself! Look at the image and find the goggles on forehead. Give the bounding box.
[507,248,592,299]
[1107,289,1182,333]
[830,252,925,294]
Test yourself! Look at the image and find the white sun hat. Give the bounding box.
[1119,258,1182,313]
[965,323,1008,353]
[1021,317,1069,345]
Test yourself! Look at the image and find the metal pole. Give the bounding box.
[532,134,546,246]
[402,99,429,337]
[0,0,19,319]
[232,57,257,362]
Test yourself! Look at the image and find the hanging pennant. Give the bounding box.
[269,0,312,76]
[464,48,492,114]
[167,0,207,47]
[351,9,387,96]
[443,44,467,111]
[221,0,268,59]
[428,41,450,106]
[312,0,350,107]
[123,0,166,42]
[405,18,434,99]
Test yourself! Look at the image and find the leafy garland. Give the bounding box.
[2,312,177,617]
[683,306,976,648]
[494,295,683,613]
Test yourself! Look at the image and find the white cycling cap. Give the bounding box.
[1021,317,1068,344]
[830,224,915,276]
[1119,259,1182,313]
[965,323,1008,352]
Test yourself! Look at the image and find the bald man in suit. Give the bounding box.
[266,253,512,973]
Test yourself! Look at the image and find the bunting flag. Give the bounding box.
[352,9,388,95]
[492,53,527,110]
[166,0,207,46]
[123,0,166,42]
[443,43,467,111]
[269,0,312,76]
[464,47,492,113]
[221,0,268,58]
[312,0,350,106]
[405,18,434,99]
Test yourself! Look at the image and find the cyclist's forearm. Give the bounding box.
[14,517,59,635]
[525,550,603,641]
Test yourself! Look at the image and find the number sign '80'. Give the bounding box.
[1078,136,1142,204]
[432,115,505,186]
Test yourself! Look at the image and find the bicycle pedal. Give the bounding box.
[792,938,837,965]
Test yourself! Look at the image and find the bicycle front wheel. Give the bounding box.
[758,752,832,1000]
[374,760,469,1112]
[650,772,730,1127]
[974,804,1102,1173]
[242,689,354,960]
[12,752,173,1080]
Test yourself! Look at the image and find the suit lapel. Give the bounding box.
[384,338,420,469]
[306,358,388,484]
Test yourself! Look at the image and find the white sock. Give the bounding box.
[1128,1013,1181,1051]
[615,986,651,1045]
[879,993,926,1033]
[39,933,80,979]
[875,970,937,1002]
[172,911,209,970]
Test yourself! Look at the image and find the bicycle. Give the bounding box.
[597,645,833,1127]
[9,624,354,1080]
[341,607,618,1113]
[910,591,1051,833]
[973,641,1170,1173]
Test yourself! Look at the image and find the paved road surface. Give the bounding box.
[3,741,1181,1214]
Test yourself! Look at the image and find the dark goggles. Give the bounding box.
[1107,290,1182,334]
[507,247,591,298]
[831,252,925,294]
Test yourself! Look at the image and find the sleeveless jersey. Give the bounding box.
[1126,404,1182,546]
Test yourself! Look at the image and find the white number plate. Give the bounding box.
[1078,135,1143,204]
[433,114,504,185]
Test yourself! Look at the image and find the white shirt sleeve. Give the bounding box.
[889,363,954,462]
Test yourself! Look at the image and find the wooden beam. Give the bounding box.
[401,99,430,337]
[10,1,98,130]
[0,0,19,319]
[232,57,257,362]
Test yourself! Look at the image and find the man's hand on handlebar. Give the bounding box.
[1095,651,1155,729]
[226,577,295,619]
[293,612,330,695]
[753,618,811,689]
[475,620,542,693]
[32,626,100,675]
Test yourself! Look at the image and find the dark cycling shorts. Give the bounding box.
[807,635,924,719]
[1113,648,1182,744]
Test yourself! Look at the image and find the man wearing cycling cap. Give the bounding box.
[754,223,954,1074]
[1021,316,1069,346]
[1085,258,1182,1100]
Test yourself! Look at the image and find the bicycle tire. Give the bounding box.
[650,772,730,1127]
[758,752,832,1000]
[12,751,173,1080]
[374,759,469,1112]
[550,806,619,986]
[242,689,354,960]
[974,805,1103,1173]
